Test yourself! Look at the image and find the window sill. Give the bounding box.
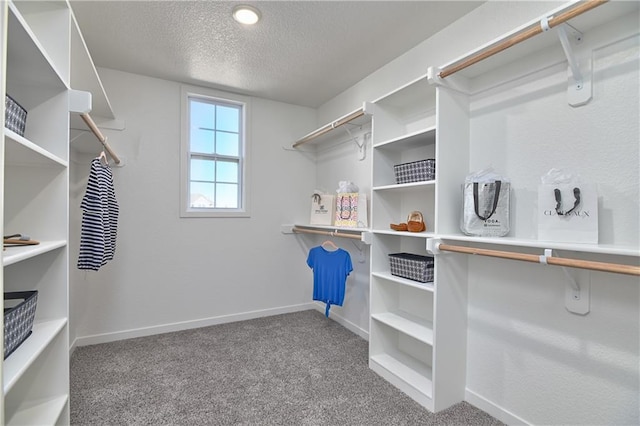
[180,209,250,218]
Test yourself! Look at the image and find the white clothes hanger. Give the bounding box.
[321,240,339,251]
[98,150,109,166]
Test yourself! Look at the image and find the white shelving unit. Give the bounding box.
[367,73,468,412]
[1,0,114,423]
[1,1,71,423]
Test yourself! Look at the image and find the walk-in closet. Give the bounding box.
[1,1,638,425]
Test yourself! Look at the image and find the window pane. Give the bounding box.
[216,105,239,132]
[191,158,215,182]
[216,161,238,183]
[216,183,238,208]
[216,131,239,156]
[190,128,214,154]
[190,182,215,208]
[190,100,214,129]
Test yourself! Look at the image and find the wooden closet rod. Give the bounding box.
[292,108,365,148]
[292,226,362,241]
[80,113,121,164]
[437,243,640,276]
[438,0,608,79]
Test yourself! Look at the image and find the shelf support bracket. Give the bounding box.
[562,265,591,315]
[541,19,592,107]
[344,126,367,161]
[541,248,590,315]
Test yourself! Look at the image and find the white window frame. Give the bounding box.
[180,85,251,218]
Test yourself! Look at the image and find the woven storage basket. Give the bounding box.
[394,159,435,184]
[4,291,38,359]
[388,253,434,283]
[5,95,27,136]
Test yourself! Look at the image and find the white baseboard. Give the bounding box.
[311,301,369,341]
[72,303,316,348]
[465,388,531,426]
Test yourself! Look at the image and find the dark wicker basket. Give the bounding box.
[5,94,27,136]
[389,253,434,283]
[4,291,38,359]
[394,159,435,184]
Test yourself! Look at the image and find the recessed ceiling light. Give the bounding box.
[232,5,261,25]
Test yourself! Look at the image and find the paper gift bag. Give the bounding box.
[310,194,335,226]
[335,192,368,228]
[461,169,510,237]
[538,182,598,244]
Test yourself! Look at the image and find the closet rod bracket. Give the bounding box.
[426,66,471,94]
[426,237,443,254]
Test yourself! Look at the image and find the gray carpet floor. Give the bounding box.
[70,309,503,425]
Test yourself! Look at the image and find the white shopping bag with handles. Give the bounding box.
[538,168,598,244]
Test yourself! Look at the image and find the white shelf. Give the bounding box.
[372,312,433,345]
[371,271,434,292]
[436,234,640,258]
[372,230,435,239]
[10,0,70,84]
[3,240,67,267]
[374,126,436,150]
[4,129,68,167]
[6,2,68,97]
[292,105,371,148]
[3,318,67,394]
[373,74,436,116]
[292,224,369,232]
[373,181,435,192]
[370,353,433,399]
[288,225,371,244]
[5,395,68,426]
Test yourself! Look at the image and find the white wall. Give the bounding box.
[315,1,639,425]
[70,68,317,345]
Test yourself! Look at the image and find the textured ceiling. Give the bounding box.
[70,1,483,108]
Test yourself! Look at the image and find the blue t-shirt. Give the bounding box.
[306,246,353,317]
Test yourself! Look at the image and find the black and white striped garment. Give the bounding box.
[78,158,119,271]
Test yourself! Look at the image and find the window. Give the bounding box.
[181,86,250,217]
